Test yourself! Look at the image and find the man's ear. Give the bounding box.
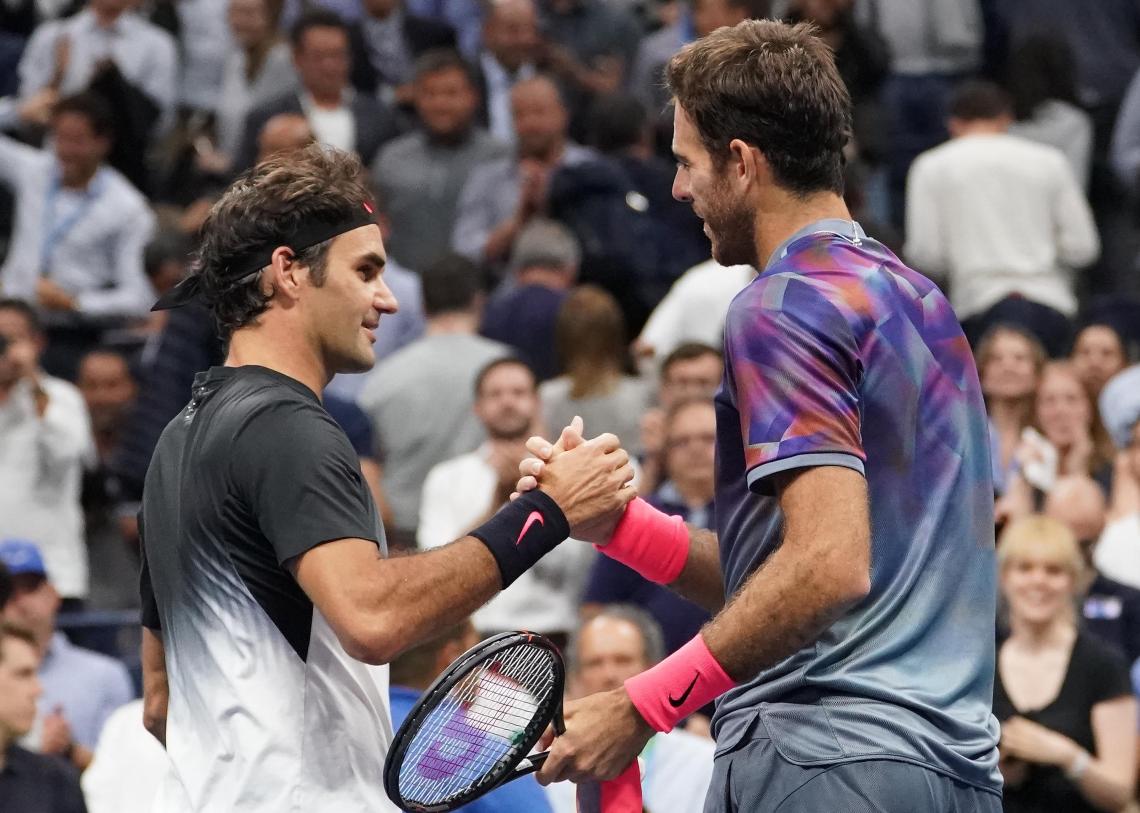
[728,138,770,193]
[266,246,303,303]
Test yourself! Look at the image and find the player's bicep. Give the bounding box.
[289,538,390,663]
[775,465,871,597]
[726,281,865,496]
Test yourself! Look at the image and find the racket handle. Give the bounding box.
[513,750,548,776]
[576,760,643,813]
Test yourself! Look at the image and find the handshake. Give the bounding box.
[510,416,638,545]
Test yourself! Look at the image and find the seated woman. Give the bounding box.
[994,515,1136,813]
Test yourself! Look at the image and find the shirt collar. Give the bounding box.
[763,218,866,272]
[366,6,403,32]
[42,632,70,668]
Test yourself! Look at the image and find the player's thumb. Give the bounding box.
[554,415,585,453]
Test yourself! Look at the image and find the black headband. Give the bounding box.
[152,204,377,311]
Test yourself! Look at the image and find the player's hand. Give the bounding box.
[1000,716,1080,768]
[537,432,635,540]
[511,416,585,497]
[536,687,653,785]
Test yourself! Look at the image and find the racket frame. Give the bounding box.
[383,631,566,813]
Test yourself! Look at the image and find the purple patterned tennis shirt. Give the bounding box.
[711,220,1002,794]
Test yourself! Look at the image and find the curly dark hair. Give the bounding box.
[192,144,374,338]
[665,20,851,196]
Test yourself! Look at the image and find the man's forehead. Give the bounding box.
[332,223,386,261]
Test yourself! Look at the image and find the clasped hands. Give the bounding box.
[512,418,655,785]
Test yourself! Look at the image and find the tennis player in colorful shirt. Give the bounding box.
[525,20,1003,812]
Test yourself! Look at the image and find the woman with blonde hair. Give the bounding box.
[539,285,651,456]
[994,515,1136,813]
[976,325,1047,495]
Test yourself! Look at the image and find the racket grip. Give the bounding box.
[576,760,643,813]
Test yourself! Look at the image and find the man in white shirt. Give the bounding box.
[419,357,594,642]
[18,0,177,119]
[545,607,715,813]
[904,80,1099,356]
[0,300,96,601]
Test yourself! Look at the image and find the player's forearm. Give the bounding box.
[141,628,168,747]
[667,527,725,613]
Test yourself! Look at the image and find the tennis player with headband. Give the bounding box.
[137,144,635,812]
[517,20,1004,811]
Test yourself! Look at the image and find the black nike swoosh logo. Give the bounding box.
[668,672,700,708]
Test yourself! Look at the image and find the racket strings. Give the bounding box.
[398,643,558,805]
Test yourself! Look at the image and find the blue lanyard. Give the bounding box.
[40,167,105,277]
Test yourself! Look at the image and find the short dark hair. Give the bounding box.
[0,623,37,664]
[144,230,193,281]
[413,48,478,87]
[950,80,1013,122]
[666,20,851,196]
[290,8,348,49]
[1006,36,1080,121]
[588,93,647,154]
[0,298,42,336]
[192,144,374,339]
[419,253,481,317]
[473,356,536,397]
[661,341,723,377]
[52,92,115,140]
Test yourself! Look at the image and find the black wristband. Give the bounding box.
[470,490,570,588]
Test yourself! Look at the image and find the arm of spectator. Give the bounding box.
[1051,152,1100,269]
[1107,450,1140,522]
[1110,70,1140,194]
[138,31,179,120]
[359,457,394,528]
[75,205,156,318]
[16,23,58,98]
[902,153,949,280]
[35,379,97,475]
[1079,695,1138,809]
[141,627,168,747]
[452,163,518,263]
[416,462,459,550]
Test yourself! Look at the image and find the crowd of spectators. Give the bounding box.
[2,1,1140,811]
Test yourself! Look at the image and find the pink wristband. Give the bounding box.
[596,497,689,584]
[624,634,736,733]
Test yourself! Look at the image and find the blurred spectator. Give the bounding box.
[1005,36,1092,190]
[583,398,715,656]
[785,0,889,164]
[1044,476,1140,664]
[0,300,95,601]
[76,348,139,610]
[629,0,761,142]
[16,0,177,129]
[853,0,982,226]
[481,218,578,382]
[978,326,1045,503]
[371,48,507,272]
[540,285,650,456]
[212,0,298,169]
[347,0,455,108]
[388,618,553,813]
[474,0,539,143]
[637,342,722,493]
[357,253,510,546]
[80,699,166,813]
[0,622,87,813]
[904,81,1099,357]
[535,0,641,140]
[0,563,10,607]
[635,259,753,362]
[419,358,593,641]
[548,92,707,328]
[452,74,595,269]
[1094,365,1140,590]
[234,10,401,171]
[546,606,715,813]
[993,516,1136,813]
[174,0,232,115]
[0,94,157,374]
[0,539,133,773]
[142,231,193,327]
[1070,323,1129,404]
[406,0,483,56]
[255,110,315,160]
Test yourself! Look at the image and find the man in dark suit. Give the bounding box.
[348,0,455,107]
[235,9,401,171]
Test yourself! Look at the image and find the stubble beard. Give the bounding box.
[703,181,759,269]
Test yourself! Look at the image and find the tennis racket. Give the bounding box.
[383,631,642,813]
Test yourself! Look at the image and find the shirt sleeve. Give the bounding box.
[232,398,379,564]
[1083,635,1134,705]
[725,275,865,495]
[138,516,161,631]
